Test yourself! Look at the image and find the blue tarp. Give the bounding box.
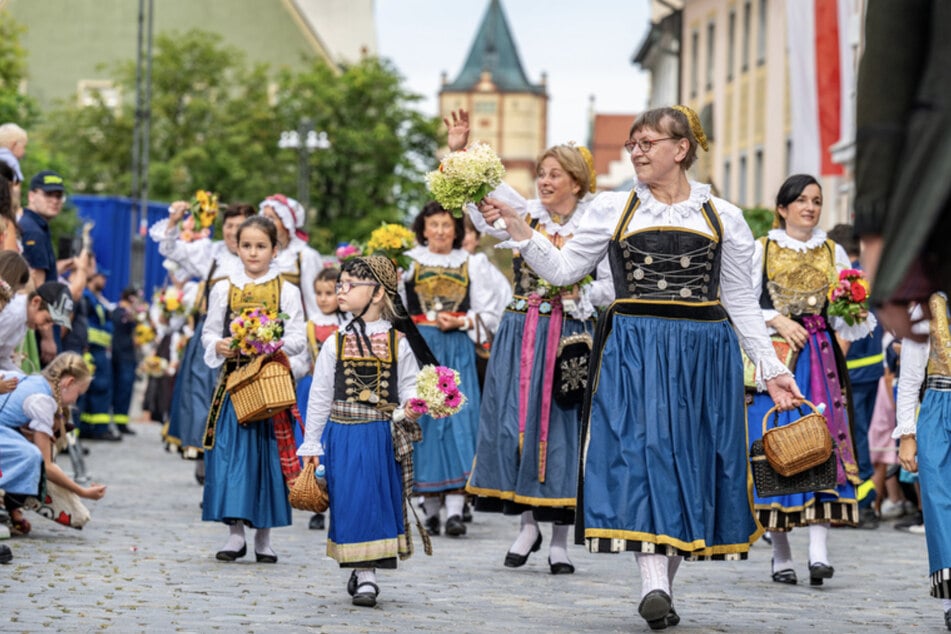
[69,195,170,302]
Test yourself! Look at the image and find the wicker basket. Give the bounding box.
[750,438,837,497]
[761,401,833,477]
[225,353,296,424]
[288,462,329,513]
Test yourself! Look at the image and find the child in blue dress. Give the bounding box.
[200,215,306,563]
[298,255,437,608]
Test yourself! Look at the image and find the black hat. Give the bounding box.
[35,282,73,328]
[29,170,66,193]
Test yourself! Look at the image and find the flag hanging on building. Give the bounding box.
[786,0,854,177]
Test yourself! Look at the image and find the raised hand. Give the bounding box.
[444,109,470,152]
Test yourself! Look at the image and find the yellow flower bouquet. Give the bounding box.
[365,223,416,270]
[229,306,287,357]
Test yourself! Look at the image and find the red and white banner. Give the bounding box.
[786,0,854,177]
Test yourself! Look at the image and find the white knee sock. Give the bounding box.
[549,524,571,565]
[444,494,465,519]
[808,523,830,565]
[667,555,683,596]
[422,496,442,519]
[222,523,245,551]
[509,511,540,555]
[636,553,670,599]
[770,531,793,571]
[254,528,274,557]
[942,599,951,612]
[356,567,377,592]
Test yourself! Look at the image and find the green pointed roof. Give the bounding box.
[443,0,544,94]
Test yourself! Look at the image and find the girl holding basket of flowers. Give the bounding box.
[200,215,306,563]
[297,255,440,609]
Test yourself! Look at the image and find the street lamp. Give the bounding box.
[278,118,331,214]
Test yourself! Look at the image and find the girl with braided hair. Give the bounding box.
[0,352,106,537]
[298,255,436,609]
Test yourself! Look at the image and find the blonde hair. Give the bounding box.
[0,123,28,149]
[42,352,91,439]
[537,145,594,199]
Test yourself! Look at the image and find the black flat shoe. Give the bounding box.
[255,552,278,563]
[309,513,325,530]
[216,543,247,561]
[347,571,358,597]
[445,515,466,537]
[424,515,440,536]
[666,606,680,627]
[0,544,12,565]
[504,532,542,568]
[548,558,575,575]
[808,561,834,586]
[638,589,672,630]
[944,608,951,631]
[352,581,379,608]
[772,568,798,584]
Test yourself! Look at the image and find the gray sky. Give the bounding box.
[376,0,651,146]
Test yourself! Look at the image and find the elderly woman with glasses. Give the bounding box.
[478,105,802,631]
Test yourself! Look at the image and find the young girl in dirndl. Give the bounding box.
[200,215,306,563]
[298,255,437,608]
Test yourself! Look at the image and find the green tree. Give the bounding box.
[0,10,38,127]
[744,207,774,239]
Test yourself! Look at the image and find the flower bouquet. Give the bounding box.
[138,355,169,378]
[335,241,363,263]
[229,306,288,356]
[827,268,870,326]
[405,365,467,419]
[426,141,505,218]
[133,322,156,347]
[177,190,219,242]
[155,287,186,316]
[365,223,416,270]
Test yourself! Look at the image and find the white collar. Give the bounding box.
[405,245,469,267]
[229,267,282,287]
[355,319,392,335]
[524,195,593,236]
[634,179,712,219]
[768,228,828,252]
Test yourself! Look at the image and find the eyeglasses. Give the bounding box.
[624,137,676,154]
[42,191,66,201]
[335,281,378,294]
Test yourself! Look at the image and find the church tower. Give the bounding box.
[439,0,548,198]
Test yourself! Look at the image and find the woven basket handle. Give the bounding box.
[761,399,822,434]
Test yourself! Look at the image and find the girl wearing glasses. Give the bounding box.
[200,215,306,564]
[298,256,437,608]
[479,106,802,630]
[446,110,615,576]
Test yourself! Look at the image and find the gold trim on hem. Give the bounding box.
[327,537,400,564]
[584,528,760,556]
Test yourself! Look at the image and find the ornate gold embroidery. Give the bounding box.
[413,261,469,315]
[765,240,836,316]
[228,277,282,316]
[928,293,951,377]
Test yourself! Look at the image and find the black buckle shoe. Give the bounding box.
[771,558,798,584]
[638,589,672,630]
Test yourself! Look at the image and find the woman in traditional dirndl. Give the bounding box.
[447,110,614,573]
[298,256,437,608]
[896,294,951,630]
[478,105,802,630]
[746,174,873,587]
[401,201,510,538]
[200,216,305,563]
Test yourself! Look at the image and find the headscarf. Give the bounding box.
[259,194,308,241]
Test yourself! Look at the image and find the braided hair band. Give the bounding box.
[672,105,710,152]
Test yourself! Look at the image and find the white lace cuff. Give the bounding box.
[756,356,794,392]
[569,286,597,321]
[495,236,532,250]
[830,312,878,342]
[296,441,324,456]
[892,418,917,439]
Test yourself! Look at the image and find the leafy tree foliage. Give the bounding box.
[0,11,38,127]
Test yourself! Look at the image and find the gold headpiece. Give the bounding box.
[672,105,709,152]
[357,255,399,295]
[575,145,597,193]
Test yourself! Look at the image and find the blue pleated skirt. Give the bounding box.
[468,309,585,509]
[322,418,405,568]
[201,395,291,528]
[583,313,760,559]
[916,388,951,597]
[0,425,43,497]
[747,336,858,529]
[413,325,481,493]
[165,318,218,453]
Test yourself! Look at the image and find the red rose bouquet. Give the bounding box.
[827,268,870,326]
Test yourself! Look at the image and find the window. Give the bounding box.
[742,1,751,72]
[757,0,768,65]
[473,101,497,114]
[690,29,700,98]
[723,159,732,200]
[77,80,121,109]
[753,149,764,205]
[727,10,736,81]
[706,21,716,91]
[738,153,748,206]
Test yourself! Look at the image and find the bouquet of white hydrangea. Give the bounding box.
[426,142,505,217]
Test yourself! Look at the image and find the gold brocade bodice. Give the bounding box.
[928,293,951,377]
[412,261,469,314]
[764,239,837,316]
[228,277,282,316]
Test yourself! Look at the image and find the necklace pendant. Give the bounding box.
[368,393,380,404]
